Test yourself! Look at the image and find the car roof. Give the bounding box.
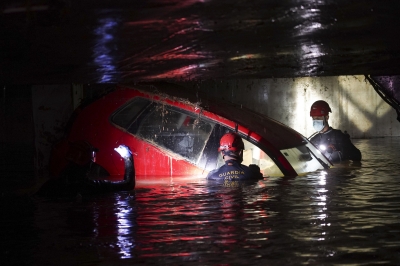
[117,82,307,150]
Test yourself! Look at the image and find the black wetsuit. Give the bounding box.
[38,154,135,197]
[206,160,262,181]
[310,127,362,163]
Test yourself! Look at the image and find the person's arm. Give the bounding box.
[248,164,263,179]
[84,145,135,192]
[339,131,362,161]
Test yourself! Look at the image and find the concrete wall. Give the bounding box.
[180,75,400,138]
[31,85,74,178]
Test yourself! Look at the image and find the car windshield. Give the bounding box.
[241,139,284,177]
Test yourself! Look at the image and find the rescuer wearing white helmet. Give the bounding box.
[206,132,262,181]
[309,100,361,163]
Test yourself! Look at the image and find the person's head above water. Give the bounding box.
[310,100,331,132]
[218,132,245,163]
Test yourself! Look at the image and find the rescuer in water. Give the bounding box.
[207,132,263,181]
[38,143,135,197]
[309,100,362,163]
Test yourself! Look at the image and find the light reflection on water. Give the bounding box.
[3,137,400,265]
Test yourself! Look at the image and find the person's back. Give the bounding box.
[206,132,262,181]
[207,159,261,181]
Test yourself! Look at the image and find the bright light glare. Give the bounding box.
[318,171,327,186]
[114,145,131,158]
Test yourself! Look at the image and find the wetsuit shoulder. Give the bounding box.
[207,161,261,181]
[309,133,322,144]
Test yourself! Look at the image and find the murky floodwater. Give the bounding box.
[2,137,400,265]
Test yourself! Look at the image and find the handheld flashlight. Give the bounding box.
[318,144,333,154]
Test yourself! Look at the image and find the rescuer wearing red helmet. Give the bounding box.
[309,100,361,163]
[206,132,262,181]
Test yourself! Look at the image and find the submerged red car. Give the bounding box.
[49,82,332,185]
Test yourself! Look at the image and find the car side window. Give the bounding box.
[111,97,151,130]
[136,103,215,163]
[241,138,283,177]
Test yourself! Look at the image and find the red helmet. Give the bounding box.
[310,100,331,116]
[218,132,244,153]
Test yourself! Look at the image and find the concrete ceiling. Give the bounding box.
[1,0,400,84]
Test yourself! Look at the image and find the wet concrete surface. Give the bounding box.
[1,1,400,84]
[2,137,400,265]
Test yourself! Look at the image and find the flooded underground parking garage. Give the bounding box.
[2,0,400,265]
[2,80,400,265]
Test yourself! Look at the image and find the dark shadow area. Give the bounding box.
[0,86,35,195]
[2,1,400,83]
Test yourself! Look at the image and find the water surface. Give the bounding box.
[2,137,400,265]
